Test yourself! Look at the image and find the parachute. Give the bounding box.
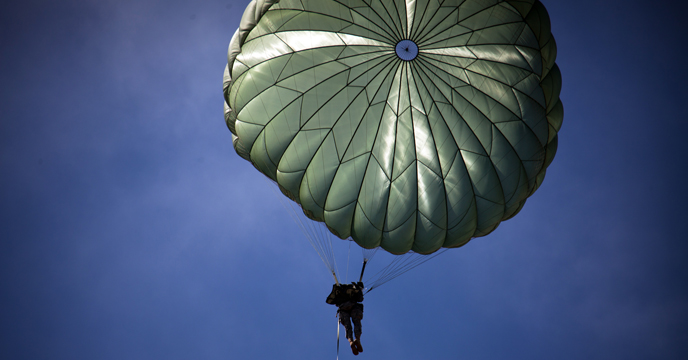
[223,0,563,281]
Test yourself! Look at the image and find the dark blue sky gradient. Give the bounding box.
[1,1,687,359]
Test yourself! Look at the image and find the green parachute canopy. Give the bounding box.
[224,0,563,255]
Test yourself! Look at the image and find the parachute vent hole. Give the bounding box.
[395,40,418,61]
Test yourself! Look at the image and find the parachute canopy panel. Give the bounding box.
[223,0,563,255]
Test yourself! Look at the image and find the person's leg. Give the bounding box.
[339,310,358,355]
[351,307,363,352]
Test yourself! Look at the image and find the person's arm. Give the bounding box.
[325,284,338,304]
[353,284,364,302]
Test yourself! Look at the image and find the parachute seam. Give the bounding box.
[371,0,404,41]
[442,57,512,212]
[419,54,541,194]
[412,59,477,235]
[401,63,421,250]
[248,57,370,195]
[409,58,451,237]
[457,64,537,206]
[347,57,404,249]
[413,58,491,157]
[378,59,404,251]
[344,2,399,42]
[383,204,417,234]
[317,58,398,214]
[402,62,450,245]
[340,11,397,44]
[419,51,547,157]
[440,155,477,231]
[236,37,390,88]
[333,58,398,163]
[352,195,384,233]
[291,77,368,207]
[457,1,504,30]
[419,21,530,49]
[230,35,296,114]
[314,59,398,237]
[414,0,464,41]
[369,153,392,181]
[511,79,550,146]
[465,53,534,82]
[271,5,398,45]
[510,83,549,149]
[414,2,460,45]
[417,1,520,46]
[383,60,418,248]
[412,56,476,92]
[388,0,408,40]
[245,9,301,43]
[413,58,482,235]
[389,157,416,183]
[271,59,353,129]
[463,21,529,45]
[408,0,425,40]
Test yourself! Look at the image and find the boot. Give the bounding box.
[349,339,359,356]
[354,338,363,353]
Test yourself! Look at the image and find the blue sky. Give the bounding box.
[1,0,687,359]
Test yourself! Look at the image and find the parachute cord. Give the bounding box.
[368,256,419,291]
[308,212,338,280]
[364,249,448,294]
[367,250,446,292]
[262,178,446,292]
[264,178,338,279]
[315,219,338,279]
[362,246,379,262]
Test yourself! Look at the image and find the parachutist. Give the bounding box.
[326,282,364,355]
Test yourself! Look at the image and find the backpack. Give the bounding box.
[325,283,363,305]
